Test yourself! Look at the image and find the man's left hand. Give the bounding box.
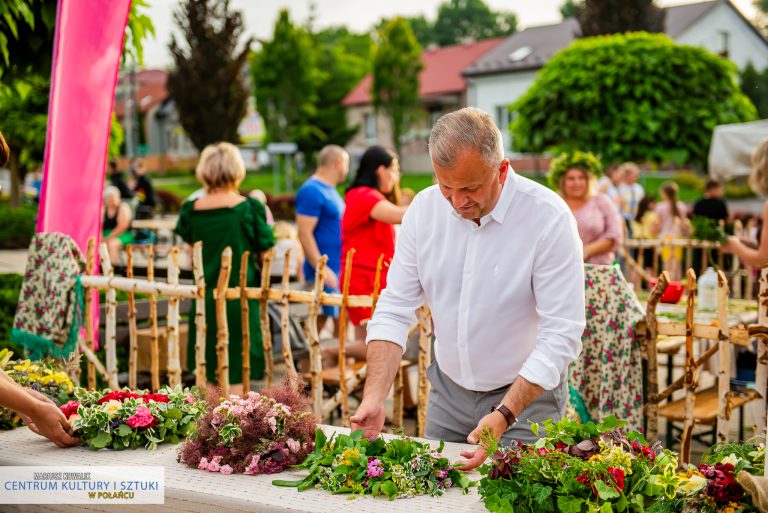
[456,411,507,471]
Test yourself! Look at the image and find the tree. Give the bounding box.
[251,9,319,150]
[512,32,756,168]
[740,62,768,118]
[577,0,665,36]
[433,0,517,46]
[560,0,584,19]
[402,15,435,48]
[0,0,57,81]
[167,0,250,150]
[372,17,423,156]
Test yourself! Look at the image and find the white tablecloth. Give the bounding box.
[0,425,485,513]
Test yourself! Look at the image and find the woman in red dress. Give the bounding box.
[341,146,408,357]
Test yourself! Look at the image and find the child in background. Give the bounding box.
[249,189,275,226]
[270,221,304,283]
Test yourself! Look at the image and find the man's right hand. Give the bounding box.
[323,268,339,290]
[27,401,79,448]
[350,400,385,440]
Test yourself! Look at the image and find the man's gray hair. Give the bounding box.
[318,145,348,168]
[429,107,504,170]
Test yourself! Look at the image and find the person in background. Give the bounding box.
[655,181,690,280]
[722,139,768,267]
[693,180,729,224]
[270,221,304,283]
[108,159,134,200]
[102,186,133,263]
[631,195,660,273]
[295,145,349,336]
[131,158,156,219]
[175,142,275,395]
[249,189,275,226]
[550,151,623,265]
[618,162,644,236]
[597,165,624,210]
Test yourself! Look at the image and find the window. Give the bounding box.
[495,106,515,152]
[364,113,376,141]
[719,31,730,58]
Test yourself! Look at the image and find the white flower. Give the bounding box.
[102,400,123,418]
[720,453,740,467]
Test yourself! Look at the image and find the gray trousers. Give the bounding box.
[424,361,567,445]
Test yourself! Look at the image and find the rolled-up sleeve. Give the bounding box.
[365,196,425,353]
[519,212,586,390]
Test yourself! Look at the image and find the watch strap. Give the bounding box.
[491,402,517,428]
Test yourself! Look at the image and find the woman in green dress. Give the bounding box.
[175,142,275,395]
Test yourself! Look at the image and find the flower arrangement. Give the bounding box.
[0,349,75,429]
[648,442,765,513]
[178,378,318,475]
[273,429,473,500]
[60,385,204,450]
[478,416,677,513]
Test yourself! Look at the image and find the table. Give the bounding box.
[0,426,484,513]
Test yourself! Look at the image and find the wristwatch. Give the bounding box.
[491,402,517,431]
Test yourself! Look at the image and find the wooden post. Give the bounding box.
[756,267,768,437]
[126,245,138,390]
[259,250,274,387]
[239,251,251,393]
[85,238,96,390]
[716,270,731,443]
[680,269,698,466]
[417,306,432,437]
[337,249,355,427]
[147,245,160,391]
[280,248,296,378]
[307,256,328,418]
[644,271,668,441]
[78,339,118,389]
[99,244,118,387]
[685,243,693,276]
[216,248,233,397]
[166,248,182,387]
[732,221,743,300]
[192,242,207,388]
[652,246,659,278]
[392,366,404,429]
[372,255,384,312]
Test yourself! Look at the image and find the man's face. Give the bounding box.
[337,154,350,182]
[709,186,723,199]
[434,150,508,220]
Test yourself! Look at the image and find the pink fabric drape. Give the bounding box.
[36,0,132,344]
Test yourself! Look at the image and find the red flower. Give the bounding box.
[143,394,170,404]
[555,442,567,451]
[632,441,656,461]
[703,463,743,505]
[60,401,80,419]
[536,448,549,456]
[607,467,625,492]
[97,390,141,404]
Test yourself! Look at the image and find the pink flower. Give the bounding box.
[207,460,221,472]
[198,457,209,470]
[185,396,196,404]
[60,401,80,419]
[220,465,233,475]
[125,406,158,429]
[268,416,277,433]
[286,438,301,453]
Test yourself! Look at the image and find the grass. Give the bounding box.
[152,170,704,203]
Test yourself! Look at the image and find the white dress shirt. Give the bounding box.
[366,169,586,392]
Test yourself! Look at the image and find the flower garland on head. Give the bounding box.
[547,150,603,190]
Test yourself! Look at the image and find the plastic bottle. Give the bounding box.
[697,267,718,312]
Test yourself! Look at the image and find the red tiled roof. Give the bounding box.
[114,69,169,118]
[342,38,503,106]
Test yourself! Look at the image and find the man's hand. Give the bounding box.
[349,400,385,440]
[324,269,339,290]
[26,401,79,448]
[456,411,507,471]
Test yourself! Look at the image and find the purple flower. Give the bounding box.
[436,469,449,479]
[367,458,384,478]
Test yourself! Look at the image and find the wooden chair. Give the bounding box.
[645,269,760,464]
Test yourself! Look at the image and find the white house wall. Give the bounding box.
[675,2,768,69]
[466,70,539,152]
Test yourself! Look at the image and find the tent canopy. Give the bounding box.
[708,120,768,181]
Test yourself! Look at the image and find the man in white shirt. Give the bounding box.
[350,108,585,470]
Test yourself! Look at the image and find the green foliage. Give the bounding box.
[547,150,603,189]
[167,0,251,150]
[108,113,124,160]
[740,62,768,118]
[0,0,56,81]
[577,0,664,36]
[373,17,424,156]
[123,0,155,66]
[512,32,757,167]
[401,15,435,47]
[0,274,24,356]
[252,10,319,151]
[433,0,517,46]
[0,202,36,249]
[560,0,583,19]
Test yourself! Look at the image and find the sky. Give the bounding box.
[140,0,758,68]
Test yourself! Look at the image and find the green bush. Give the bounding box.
[512,32,757,167]
[672,170,705,193]
[0,274,24,356]
[0,204,36,249]
[724,177,756,199]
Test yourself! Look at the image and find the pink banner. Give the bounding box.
[37,0,131,257]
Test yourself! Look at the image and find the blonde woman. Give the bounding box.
[722,139,768,266]
[175,142,275,395]
[549,151,623,265]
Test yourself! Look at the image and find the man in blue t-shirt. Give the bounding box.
[296,145,349,334]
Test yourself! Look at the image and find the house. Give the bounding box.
[464,0,768,152]
[342,38,503,171]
